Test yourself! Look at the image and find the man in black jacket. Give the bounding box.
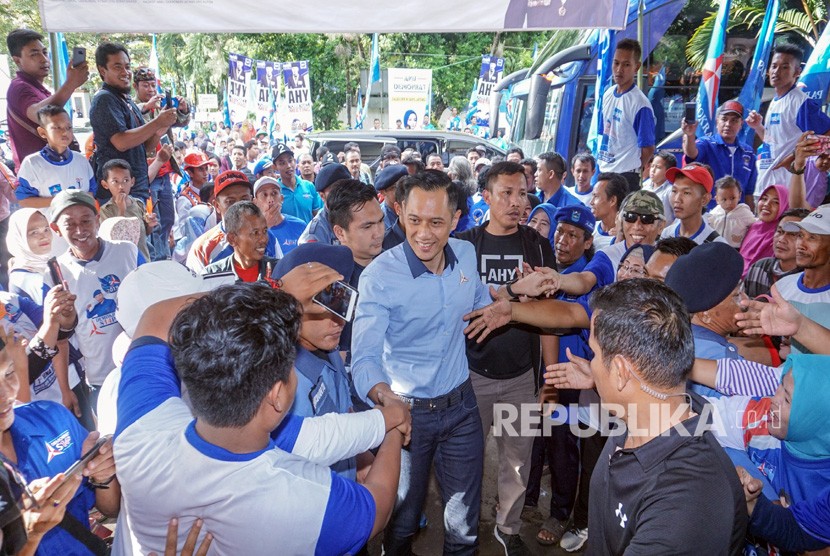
[456,161,556,555]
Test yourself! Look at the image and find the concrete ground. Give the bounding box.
[369,434,585,555]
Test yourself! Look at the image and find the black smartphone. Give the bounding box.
[684,102,696,124]
[62,435,111,481]
[71,47,86,68]
[160,135,170,146]
[47,257,65,288]
[165,89,172,110]
[313,280,358,322]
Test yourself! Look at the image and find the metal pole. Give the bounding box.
[637,0,644,90]
[49,32,61,90]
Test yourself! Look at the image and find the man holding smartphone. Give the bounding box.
[681,99,757,211]
[5,29,89,168]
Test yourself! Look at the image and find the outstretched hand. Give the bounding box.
[544,347,594,390]
[463,293,512,344]
[735,287,802,337]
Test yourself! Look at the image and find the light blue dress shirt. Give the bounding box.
[351,237,490,401]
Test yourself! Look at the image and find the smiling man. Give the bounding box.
[90,42,177,203]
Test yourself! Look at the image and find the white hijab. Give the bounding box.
[6,208,51,274]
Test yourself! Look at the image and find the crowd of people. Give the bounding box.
[0,27,828,556]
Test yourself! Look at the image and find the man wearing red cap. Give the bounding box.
[175,152,211,232]
[186,170,282,273]
[681,99,757,211]
[661,163,728,245]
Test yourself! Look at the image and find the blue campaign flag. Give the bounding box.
[54,33,73,118]
[798,20,830,104]
[587,29,615,157]
[696,0,732,138]
[738,0,779,145]
[267,85,279,140]
[222,85,231,128]
[354,89,365,129]
[369,34,381,85]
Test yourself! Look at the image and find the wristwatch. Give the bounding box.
[788,160,806,175]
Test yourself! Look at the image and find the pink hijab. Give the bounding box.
[739,184,789,277]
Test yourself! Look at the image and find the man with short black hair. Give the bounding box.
[90,42,177,203]
[375,164,409,231]
[6,28,89,167]
[567,153,596,206]
[536,152,581,207]
[590,172,628,250]
[596,38,655,191]
[425,153,444,171]
[506,147,524,164]
[456,161,555,553]
[273,142,323,224]
[520,157,537,192]
[299,162,352,245]
[584,279,747,553]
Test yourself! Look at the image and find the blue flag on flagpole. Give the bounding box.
[587,29,614,157]
[798,18,830,104]
[369,34,381,85]
[355,89,365,129]
[696,0,732,138]
[268,86,278,139]
[223,84,231,128]
[54,33,73,118]
[149,34,163,95]
[737,0,778,145]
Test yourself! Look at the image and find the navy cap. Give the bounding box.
[664,242,743,314]
[314,163,351,193]
[271,143,293,162]
[381,145,402,159]
[274,243,354,281]
[374,164,408,192]
[554,204,595,235]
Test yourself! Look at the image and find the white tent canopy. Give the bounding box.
[38,0,627,33]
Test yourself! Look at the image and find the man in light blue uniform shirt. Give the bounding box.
[352,170,546,555]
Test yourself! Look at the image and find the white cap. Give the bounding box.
[781,204,830,235]
[253,176,280,197]
[116,261,211,338]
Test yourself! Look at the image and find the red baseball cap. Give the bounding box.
[214,170,252,197]
[666,163,714,194]
[183,152,211,170]
[717,100,744,117]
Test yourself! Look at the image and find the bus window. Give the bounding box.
[540,88,562,143]
[575,82,596,154]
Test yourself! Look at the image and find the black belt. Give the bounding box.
[397,379,470,411]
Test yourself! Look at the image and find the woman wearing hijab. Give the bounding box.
[4,209,93,429]
[739,184,790,276]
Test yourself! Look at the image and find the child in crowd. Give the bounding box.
[15,104,97,218]
[707,176,756,248]
[98,159,156,261]
[642,150,675,223]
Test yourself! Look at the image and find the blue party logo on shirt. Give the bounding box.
[769,113,781,125]
[45,430,73,463]
[98,274,121,294]
[48,184,62,196]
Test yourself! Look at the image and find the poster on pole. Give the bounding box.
[387,68,433,130]
[255,60,279,130]
[281,61,313,133]
[475,55,504,130]
[227,53,252,125]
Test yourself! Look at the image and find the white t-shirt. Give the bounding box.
[58,240,137,386]
[592,222,616,251]
[660,219,729,245]
[16,149,96,220]
[565,185,593,207]
[775,272,830,355]
[597,85,656,173]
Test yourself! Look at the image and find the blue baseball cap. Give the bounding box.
[252,157,273,177]
[554,204,595,235]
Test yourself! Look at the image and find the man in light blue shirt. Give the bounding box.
[352,170,546,555]
[272,142,323,223]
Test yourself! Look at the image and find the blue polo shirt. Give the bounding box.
[685,134,757,206]
[12,401,95,556]
[541,185,582,208]
[279,177,323,224]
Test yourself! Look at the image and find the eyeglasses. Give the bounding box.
[619,262,648,277]
[623,212,659,225]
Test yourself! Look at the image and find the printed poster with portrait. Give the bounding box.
[281,61,313,133]
[255,60,279,130]
[475,55,504,130]
[228,53,253,125]
[387,68,433,130]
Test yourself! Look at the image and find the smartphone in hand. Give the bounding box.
[47,257,66,289]
[684,102,696,124]
[313,280,358,322]
[71,47,86,68]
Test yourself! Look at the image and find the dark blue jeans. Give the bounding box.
[383,379,483,556]
[148,174,174,260]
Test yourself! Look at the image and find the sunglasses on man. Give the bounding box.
[622,212,659,225]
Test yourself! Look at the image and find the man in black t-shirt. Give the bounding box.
[456,161,556,554]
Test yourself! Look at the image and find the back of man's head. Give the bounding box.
[7,29,43,58]
[327,180,376,230]
[169,283,301,428]
[590,279,694,389]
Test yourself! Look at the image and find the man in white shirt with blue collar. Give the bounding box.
[597,38,656,193]
[660,163,728,245]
